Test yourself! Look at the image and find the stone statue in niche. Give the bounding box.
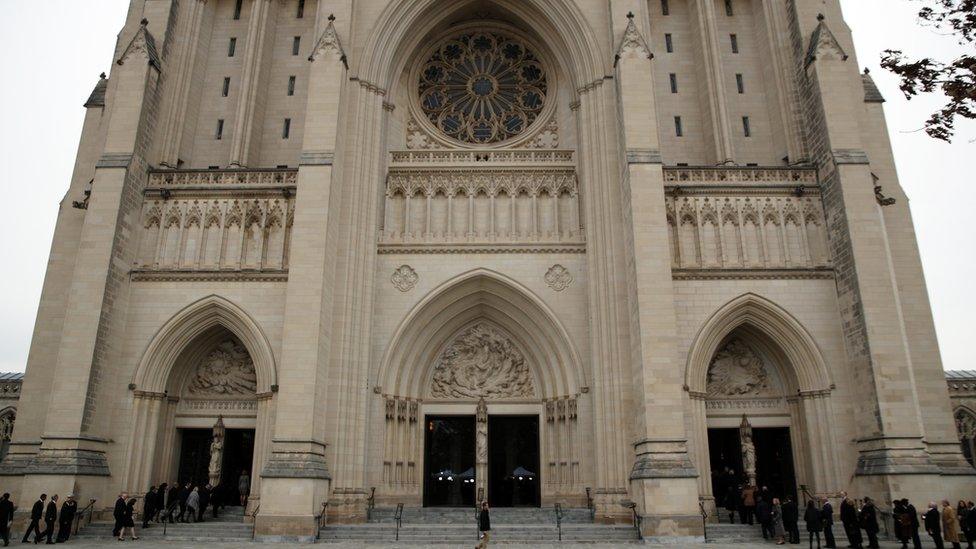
[706,339,770,397]
[209,416,225,486]
[739,415,757,486]
[430,323,535,399]
[187,340,257,396]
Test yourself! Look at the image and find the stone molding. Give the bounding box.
[299,151,335,166]
[130,270,288,282]
[627,149,663,164]
[378,243,586,255]
[23,448,111,477]
[672,268,834,281]
[832,149,870,165]
[148,168,298,189]
[664,166,817,186]
[261,452,332,480]
[96,153,134,169]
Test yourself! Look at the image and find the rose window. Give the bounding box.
[418,31,548,145]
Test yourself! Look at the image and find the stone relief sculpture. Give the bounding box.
[706,339,770,397]
[430,323,535,399]
[391,265,419,292]
[209,416,225,486]
[545,264,574,292]
[187,340,257,396]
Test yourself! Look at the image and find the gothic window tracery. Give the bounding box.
[417,30,548,146]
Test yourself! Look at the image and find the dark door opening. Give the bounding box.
[754,427,797,501]
[708,428,745,510]
[424,416,476,507]
[177,428,255,507]
[706,426,798,505]
[488,415,540,508]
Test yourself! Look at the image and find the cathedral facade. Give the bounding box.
[3,0,973,541]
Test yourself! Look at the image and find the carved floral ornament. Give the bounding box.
[430,323,535,399]
[545,264,573,291]
[706,339,771,398]
[186,340,258,397]
[391,265,419,292]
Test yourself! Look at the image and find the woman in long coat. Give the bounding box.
[805,500,823,549]
[772,498,786,545]
[477,502,491,549]
[118,498,139,541]
[944,500,963,549]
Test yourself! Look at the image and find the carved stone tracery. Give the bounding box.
[430,323,535,399]
[706,339,771,397]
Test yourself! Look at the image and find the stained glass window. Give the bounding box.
[418,31,548,145]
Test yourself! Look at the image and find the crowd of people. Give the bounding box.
[719,476,976,549]
[0,469,251,545]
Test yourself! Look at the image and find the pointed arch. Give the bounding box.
[132,295,277,394]
[378,268,586,399]
[686,293,832,394]
[360,0,607,93]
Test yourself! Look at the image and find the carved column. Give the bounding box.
[21,19,165,503]
[797,8,940,498]
[256,8,346,540]
[157,0,211,167]
[476,398,488,503]
[228,0,277,167]
[612,7,700,536]
[691,0,735,163]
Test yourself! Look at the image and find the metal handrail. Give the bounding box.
[799,484,815,506]
[366,487,376,521]
[314,501,329,540]
[249,504,261,540]
[555,503,564,541]
[586,487,594,521]
[624,501,643,542]
[73,498,97,535]
[394,503,404,541]
[699,500,709,542]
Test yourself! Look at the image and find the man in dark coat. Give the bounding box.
[112,492,127,537]
[821,497,836,549]
[40,494,58,544]
[21,494,46,543]
[840,495,863,549]
[56,494,77,543]
[860,497,880,549]
[0,493,15,547]
[178,483,192,522]
[142,486,157,528]
[210,483,223,519]
[154,483,167,523]
[782,496,800,544]
[758,497,773,539]
[165,484,181,523]
[906,499,924,549]
[927,502,946,549]
[198,485,210,522]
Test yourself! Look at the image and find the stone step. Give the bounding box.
[320,523,638,543]
[368,506,594,524]
[75,519,253,542]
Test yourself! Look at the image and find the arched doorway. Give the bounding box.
[125,296,277,513]
[376,270,587,508]
[685,294,839,518]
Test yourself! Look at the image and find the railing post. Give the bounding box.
[394,502,404,542]
[555,503,563,541]
[700,500,708,542]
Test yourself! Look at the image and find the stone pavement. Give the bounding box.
[39,539,913,548]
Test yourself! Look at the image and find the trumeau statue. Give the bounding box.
[706,339,771,397]
[209,416,225,486]
[740,415,757,486]
[431,323,535,399]
[187,340,257,397]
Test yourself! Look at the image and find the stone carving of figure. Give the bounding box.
[431,323,535,399]
[208,416,226,486]
[476,398,488,463]
[739,416,757,485]
[706,339,770,397]
[188,340,257,396]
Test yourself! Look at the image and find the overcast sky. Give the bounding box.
[0,1,972,373]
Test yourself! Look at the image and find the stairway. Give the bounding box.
[319,507,641,545]
[705,521,853,545]
[74,505,253,542]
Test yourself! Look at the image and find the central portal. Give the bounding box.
[488,416,540,507]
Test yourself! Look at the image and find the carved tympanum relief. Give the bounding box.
[706,339,771,398]
[430,323,535,399]
[186,340,257,396]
